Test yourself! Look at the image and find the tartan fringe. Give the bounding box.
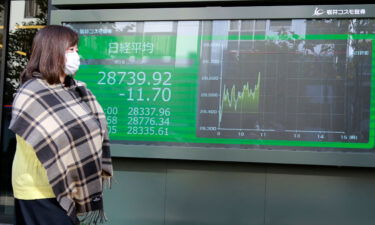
[81,209,107,225]
[78,177,112,224]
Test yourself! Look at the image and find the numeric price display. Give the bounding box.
[97,71,172,102]
[98,70,173,138]
[74,21,200,144]
[78,66,183,142]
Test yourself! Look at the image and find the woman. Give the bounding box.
[9,25,113,225]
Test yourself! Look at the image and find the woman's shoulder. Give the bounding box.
[13,79,52,107]
[18,78,48,93]
[75,79,95,93]
[75,79,87,88]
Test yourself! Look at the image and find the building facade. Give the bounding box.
[2,1,375,225]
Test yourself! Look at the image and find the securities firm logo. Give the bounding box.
[313,7,366,16]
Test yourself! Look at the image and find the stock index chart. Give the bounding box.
[197,37,372,146]
[67,19,375,151]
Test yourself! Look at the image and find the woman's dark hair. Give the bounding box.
[21,25,79,84]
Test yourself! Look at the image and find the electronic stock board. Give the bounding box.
[52,5,375,166]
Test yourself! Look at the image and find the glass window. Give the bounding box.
[0,0,48,223]
[24,0,41,18]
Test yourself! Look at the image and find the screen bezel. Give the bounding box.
[51,4,375,167]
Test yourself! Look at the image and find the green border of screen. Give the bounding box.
[190,34,375,149]
[79,33,375,149]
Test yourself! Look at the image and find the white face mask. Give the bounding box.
[64,52,80,75]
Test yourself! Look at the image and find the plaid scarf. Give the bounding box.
[9,74,113,224]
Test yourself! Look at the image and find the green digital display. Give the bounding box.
[66,19,375,151]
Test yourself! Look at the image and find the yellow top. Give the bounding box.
[12,135,55,199]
